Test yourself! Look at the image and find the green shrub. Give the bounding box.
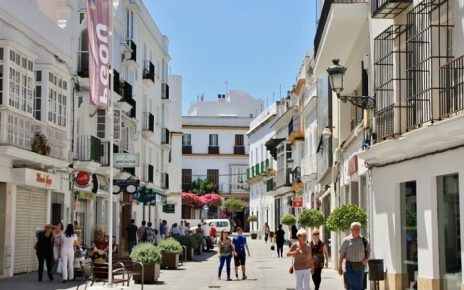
[326,204,367,232]
[191,234,204,249]
[247,215,258,222]
[281,213,296,226]
[176,235,199,249]
[224,199,246,212]
[298,208,325,228]
[130,242,162,264]
[158,238,183,254]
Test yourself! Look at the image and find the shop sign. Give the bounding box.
[163,204,175,213]
[292,197,303,208]
[348,155,358,176]
[114,153,140,168]
[75,171,90,187]
[12,168,60,191]
[78,190,96,201]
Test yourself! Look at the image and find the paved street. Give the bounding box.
[0,237,345,290]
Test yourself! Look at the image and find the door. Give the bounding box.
[14,187,47,274]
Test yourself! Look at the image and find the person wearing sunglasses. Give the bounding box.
[309,230,328,290]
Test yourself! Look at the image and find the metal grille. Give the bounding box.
[373,25,409,142]
[440,55,464,118]
[406,0,453,129]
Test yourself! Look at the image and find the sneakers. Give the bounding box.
[235,274,239,280]
[227,278,232,281]
[242,275,247,280]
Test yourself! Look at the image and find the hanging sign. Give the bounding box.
[292,197,303,208]
[114,153,140,168]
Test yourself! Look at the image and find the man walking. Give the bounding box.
[232,227,250,280]
[338,222,370,290]
[137,220,147,242]
[126,219,138,254]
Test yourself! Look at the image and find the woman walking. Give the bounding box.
[217,230,235,281]
[287,229,314,290]
[263,223,270,243]
[60,224,79,283]
[310,229,329,290]
[275,224,285,257]
[52,221,63,271]
[35,224,54,281]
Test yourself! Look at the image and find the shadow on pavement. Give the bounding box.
[190,250,217,262]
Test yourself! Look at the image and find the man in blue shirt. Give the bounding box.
[232,227,250,280]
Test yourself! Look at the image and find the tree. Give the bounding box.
[298,208,325,229]
[247,215,258,232]
[326,204,367,232]
[223,199,246,212]
[190,179,219,195]
[281,213,296,226]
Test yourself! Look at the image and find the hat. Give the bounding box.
[296,228,307,237]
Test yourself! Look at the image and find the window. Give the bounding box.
[182,134,191,146]
[8,48,34,114]
[97,109,105,138]
[235,134,244,146]
[47,71,68,127]
[207,169,219,185]
[182,169,192,191]
[400,181,417,289]
[209,134,218,146]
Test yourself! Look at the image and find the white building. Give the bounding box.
[182,91,262,230]
[247,102,277,234]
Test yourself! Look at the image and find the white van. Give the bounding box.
[206,219,231,235]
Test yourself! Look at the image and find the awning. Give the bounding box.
[265,138,285,160]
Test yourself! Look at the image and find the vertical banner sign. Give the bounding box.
[86,0,110,108]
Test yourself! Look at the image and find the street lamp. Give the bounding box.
[327,59,375,109]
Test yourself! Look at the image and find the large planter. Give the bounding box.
[133,263,160,283]
[186,246,194,261]
[161,252,179,269]
[194,245,202,255]
[250,233,258,240]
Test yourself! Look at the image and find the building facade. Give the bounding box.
[182,91,262,230]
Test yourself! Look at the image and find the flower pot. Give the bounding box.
[194,245,202,255]
[133,263,160,283]
[161,252,179,269]
[250,233,258,240]
[186,246,194,261]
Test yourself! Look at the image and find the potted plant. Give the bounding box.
[158,238,183,269]
[247,215,258,239]
[31,132,51,156]
[281,213,296,241]
[298,208,325,231]
[130,242,162,283]
[175,235,198,261]
[326,204,367,232]
[191,233,204,255]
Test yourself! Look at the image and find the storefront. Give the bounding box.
[11,168,60,274]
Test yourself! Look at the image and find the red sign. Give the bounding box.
[86,0,110,108]
[76,171,90,187]
[292,197,303,208]
[36,173,53,187]
[348,155,358,176]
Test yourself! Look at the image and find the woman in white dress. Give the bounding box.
[60,224,80,283]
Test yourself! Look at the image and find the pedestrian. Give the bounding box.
[217,230,235,281]
[60,224,79,283]
[170,223,180,237]
[310,229,329,290]
[195,223,203,235]
[275,224,285,257]
[185,222,191,236]
[287,228,314,290]
[263,222,270,243]
[126,219,138,254]
[153,229,161,245]
[179,220,186,236]
[209,222,217,238]
[137,220,147,242]
[159,220,166,240]
[35,224,54,282]
[146,222,155,243]
[291,224,298,246]
[52,221,63,271]
[232,227,250,280]
[338,222,370,290]
[162,220,169,239]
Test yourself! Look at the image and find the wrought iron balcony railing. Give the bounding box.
[143,60,155,82]
[440,55,464,119]
[371,0,412,18]
[142,112,155,133]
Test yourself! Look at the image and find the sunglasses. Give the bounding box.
[313,233,320,235]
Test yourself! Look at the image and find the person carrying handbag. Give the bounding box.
[287,228,314,290]
[310,229,329,290]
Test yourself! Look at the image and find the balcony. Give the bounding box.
[208,146,219,154]
[371,0,412,18]
[266,179,276,192]
[77,51,89,78]
[143,60,155,83]
[121,82,136,118]
[162,83,170,100]
[234,145,245,154]
[182,145,192,154]
[276,168,292,188]
[161,128,170,144]
[161,172,169,189]
[288,117,304,143]
[76,135,102,163]
[440,55,464,119]
[126,39,137,61]
[143,163,154,183]
[313,0,368,74]
[142,112,155,136]
[113,70,122,95]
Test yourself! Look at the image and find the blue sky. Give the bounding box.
[145,0,316,114]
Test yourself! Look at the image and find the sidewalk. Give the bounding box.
[0,237,345,290]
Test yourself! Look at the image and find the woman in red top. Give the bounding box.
[209,223,217,238]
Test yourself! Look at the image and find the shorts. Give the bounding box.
[234,253,246,266]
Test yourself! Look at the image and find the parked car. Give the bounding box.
[205,219,231,235]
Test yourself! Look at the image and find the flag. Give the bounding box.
[86,0,110,108]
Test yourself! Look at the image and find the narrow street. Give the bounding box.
[0,237,345,290]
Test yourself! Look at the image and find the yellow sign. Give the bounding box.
[78,190,96,201]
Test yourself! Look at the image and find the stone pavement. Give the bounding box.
[0,237,345,290]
